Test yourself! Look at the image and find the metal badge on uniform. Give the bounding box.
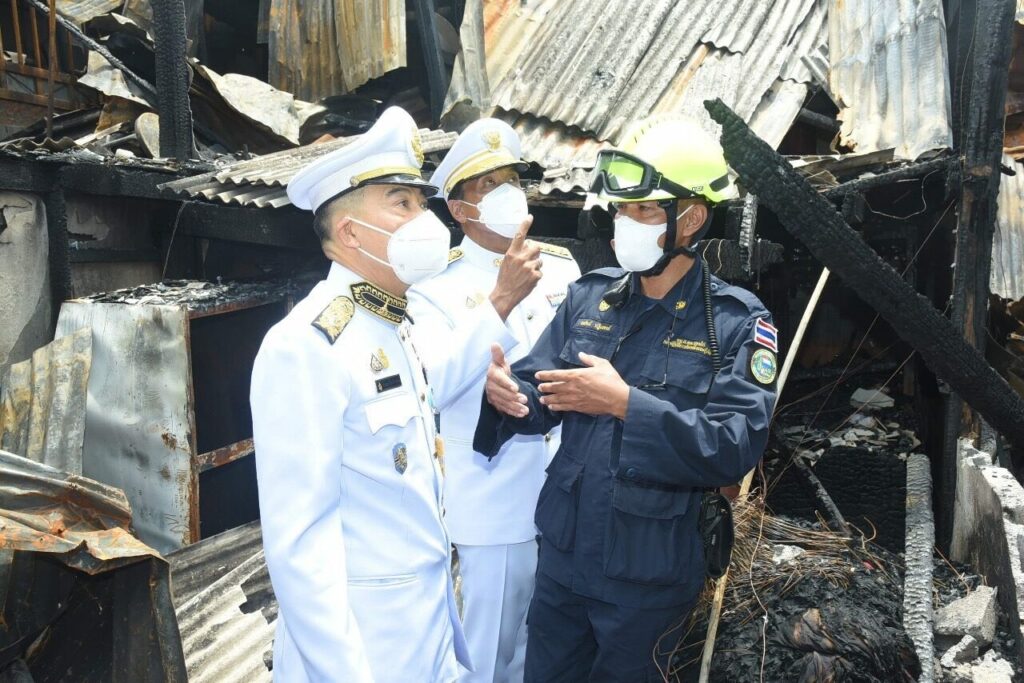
[370,348,389,373]
[375,374,402,392]
[393,443,408,474]
[750,348,778,385]
[598,299,610,312]
[465,291,485,309]
[754,318,778,352]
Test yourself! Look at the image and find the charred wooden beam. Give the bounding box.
[151,0,195,160]
[703,98,1024,447]
[940,0,1016,545]
[178,201,319,251]
[823,156,953,200]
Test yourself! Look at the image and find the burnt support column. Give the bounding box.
[152,0,196,160]
[939,0,1016,548]
[44,188,72,328]
[703,98,1024,449]
[412,0,447,124]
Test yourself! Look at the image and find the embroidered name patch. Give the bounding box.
[575,319,614,333]
[375,374,402,393]
[663,337,712,356]
[754,318,778,352]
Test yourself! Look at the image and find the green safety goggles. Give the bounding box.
[589,150,697,200]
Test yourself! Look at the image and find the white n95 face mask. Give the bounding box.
[461,183,530,238]
[612,206,693,272]
[350,210,451,285]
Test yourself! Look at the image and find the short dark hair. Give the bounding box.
[448,181,465,202]
[311,189,363,243]
[313,202,334,242]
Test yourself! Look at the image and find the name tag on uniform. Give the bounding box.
[375,374,402,393]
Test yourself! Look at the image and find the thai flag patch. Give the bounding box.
[754,318,778,352]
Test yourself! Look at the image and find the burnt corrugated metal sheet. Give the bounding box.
[993,155,1024,301]
[55,0,122,25]
[0,328,91,475]
[444,0,828,193]
[169,521,275,683]
[160,129,458,208]
[267,0,406,102]
[828,0,953,160]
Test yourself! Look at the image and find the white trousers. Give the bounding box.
[456,541,538,683]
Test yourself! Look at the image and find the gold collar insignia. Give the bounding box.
[351,282,407,325]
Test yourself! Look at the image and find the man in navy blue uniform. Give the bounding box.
[473,116,779,682]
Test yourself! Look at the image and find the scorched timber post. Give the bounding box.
[703,98,1024,452]
[940,0,1016,547]
[152,0,196,160]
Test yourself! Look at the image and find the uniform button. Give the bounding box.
[544,433,552,442]
[420,392,426,402]
[625,467,638,479]
[527,311,535,320]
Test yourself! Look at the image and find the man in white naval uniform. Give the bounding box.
[408,119,581,682]
[250,107,543,683]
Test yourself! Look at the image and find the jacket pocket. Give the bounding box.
[364,390,419,434]
[603,480,697,585]
[535,457,584,551]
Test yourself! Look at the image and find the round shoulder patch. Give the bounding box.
[750,348,777,385]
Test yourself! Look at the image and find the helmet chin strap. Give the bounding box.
[638,201,713,276]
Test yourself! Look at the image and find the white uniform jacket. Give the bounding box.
[251,262,516,682]
[408,237,581,546]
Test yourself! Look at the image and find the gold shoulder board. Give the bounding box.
[312,295,355,344]
[537,243,573,259]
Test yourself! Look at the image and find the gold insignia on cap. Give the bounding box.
[370,348,390,373]
[411,126,425,166]
[482,130,502,151]
[312,296,354,344]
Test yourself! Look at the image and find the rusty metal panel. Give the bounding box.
[267,0,406,102]
[55,302,195,554]
[828,0,953,160]
[0,448,162,572]
[993,154,1024,301]
[0,328,91,474]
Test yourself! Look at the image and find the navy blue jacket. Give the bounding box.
[474,261,778,608]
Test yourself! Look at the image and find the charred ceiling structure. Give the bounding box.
[2,0,1024,681]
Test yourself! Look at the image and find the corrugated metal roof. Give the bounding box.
[169,521,275,683]
[441,0,829,194]
[267,0,406,102]
[0,328,91,475]
[828,0,953,160]
[160,129,458,208]
[489,0,825,144]
[993,155,1024,301]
